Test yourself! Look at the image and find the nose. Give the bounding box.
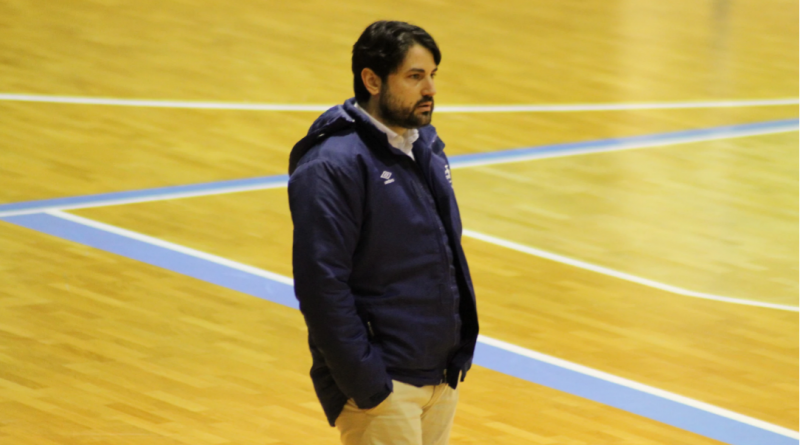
[423,76,436,97]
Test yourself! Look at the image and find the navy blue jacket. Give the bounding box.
[287,98,479,426]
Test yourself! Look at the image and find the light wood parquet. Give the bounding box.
[0,0,796,103]
[70,182,799,430]
[0,221,750,444]
[0,0,797,443]
[0,0,798,203]
[0,102,797,204]
[455,132,799,305]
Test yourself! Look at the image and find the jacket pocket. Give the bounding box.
[363,287,453,372]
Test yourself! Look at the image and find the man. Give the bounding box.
[287,21,479,445]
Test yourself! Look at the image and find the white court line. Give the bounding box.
[2,125,795,311]
[1,119,796,220]
[42,210,800,440]
[464,229,798,312]
[33,207,800,312]
[0,181,289,218]
[439,98,800,112]
[449,123,799,169]
[480,335,799,440]
[47,210,294,287]
[0,93,797,112]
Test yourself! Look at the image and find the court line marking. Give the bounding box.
[0,120,796,310]
[0,119,796,219]
[48,209,294,287]
[0,93,797,112]
[0,176,291,218]
[47,210,293,288]
[477,336,800,442]
[463,229,799,312]
[450,118,799,168]
[2,210,796,445]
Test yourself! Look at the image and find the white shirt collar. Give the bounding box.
[355,102,418,160]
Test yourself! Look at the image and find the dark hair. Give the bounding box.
[352,21,441,104]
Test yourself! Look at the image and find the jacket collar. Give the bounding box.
[353,102,419,156]
[343,99,409,159]
[288,98,443,175]
[343,98,441,158]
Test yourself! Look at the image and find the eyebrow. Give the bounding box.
[406,67,438,74]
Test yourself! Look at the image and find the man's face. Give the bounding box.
[377,44,438,129]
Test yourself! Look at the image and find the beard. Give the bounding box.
[377,84,434,129]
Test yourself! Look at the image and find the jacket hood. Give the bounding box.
[288,100,358,175]
[288,98,442,175]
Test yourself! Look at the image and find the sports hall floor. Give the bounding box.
[0,1,797,444]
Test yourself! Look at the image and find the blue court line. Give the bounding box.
[475,345,798,445]
[450,118,799,166]
[1,212,298,310]
[0,175,290,214]
[3,212,796,445]
[0,118,796,216]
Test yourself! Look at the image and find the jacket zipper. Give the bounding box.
[409,157,461,354]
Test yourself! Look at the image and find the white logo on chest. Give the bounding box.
[381,171,395,184]
[444,164,452,185]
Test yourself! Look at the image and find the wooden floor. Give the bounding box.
[0,0,797,444]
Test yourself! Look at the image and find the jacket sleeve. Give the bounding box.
[288,157,392,409]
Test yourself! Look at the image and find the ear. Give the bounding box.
[361,68,382,96]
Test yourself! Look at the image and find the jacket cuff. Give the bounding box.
[354,381,393,409]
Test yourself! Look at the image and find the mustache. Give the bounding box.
[416,97,434,107]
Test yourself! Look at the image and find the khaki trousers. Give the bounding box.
[335,380,459,445]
